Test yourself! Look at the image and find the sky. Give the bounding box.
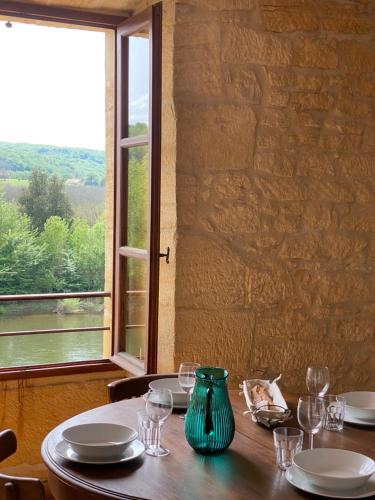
[0,21,149,151]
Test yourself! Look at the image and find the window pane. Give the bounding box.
[125,258,147,360]
[128,31,149,137]
[0,298,106,368]
[127,146,148,249]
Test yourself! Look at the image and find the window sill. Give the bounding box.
[110,352,146,376]
[0,360,119,380]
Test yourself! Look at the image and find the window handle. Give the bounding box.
[159,247,170,264]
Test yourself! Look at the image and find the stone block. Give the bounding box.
[290,92,334,111]
[338,155,375,176]
[339,40,375,74]
[176,102,256,170]
[177,174,197,226]
[279,235,319,259]
[293,37,338,69]
[321,15,372,34]
[203,204,261,234]
[296,152,334,178]
[256,311,323,340]
[317,272,372,304]
[320,234,367,259]
[267,90,290,107]
[307,178,354,202]
[247,269,294,305]
[224,65,262,102]
[254,151,294,176]
[335,319,374,342]
[174,21,219,47]
[176,235,246,308]
[255,176,305,201]
[267,69,323,91]
[252,341,345,370]
[175,310,254,368]
[261,6,319,32]
[175,60,223,98]
[341,209,375,232]
[303,204,333,230]
[222,25,292,66]
[353,76,375,97]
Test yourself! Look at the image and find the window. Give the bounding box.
[0,2,162,377]
[112,6,162,375]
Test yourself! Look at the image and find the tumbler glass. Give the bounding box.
[323,395,345,432]
[273,427,304,471]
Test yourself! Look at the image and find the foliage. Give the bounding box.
[0,141,105,184]
[19,169,73,232]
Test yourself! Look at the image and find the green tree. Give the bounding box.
[0,193,49,294]
[19,169,72,232]
[70,218,105,291]
[38,216,73,292]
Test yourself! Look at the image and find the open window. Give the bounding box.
[111,5,162,375]
[0,2,162,377]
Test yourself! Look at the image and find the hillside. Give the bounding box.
[0,141,105,184]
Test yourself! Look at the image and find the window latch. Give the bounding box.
[159,247,170,264]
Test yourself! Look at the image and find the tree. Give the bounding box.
[0,193,50,294]
[39,216,73,292]
[19,169,72,232]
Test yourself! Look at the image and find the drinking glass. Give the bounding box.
[323,395,345,432]
[297,395,325,449]
[145,388,173,457]
[273,427,304,470]
[306,365,330,396]
[178,362,200,418]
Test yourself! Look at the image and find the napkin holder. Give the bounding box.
[240,375,292,429]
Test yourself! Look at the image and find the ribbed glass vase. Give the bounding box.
[185,367,235,454]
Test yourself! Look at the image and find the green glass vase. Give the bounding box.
[185,367,235,454]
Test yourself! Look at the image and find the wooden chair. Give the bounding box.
[108,373,178,403]
[0,429,45,500]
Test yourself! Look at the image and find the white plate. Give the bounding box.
[286,465,375,499]
[340,392,375,420]
[149,378,188,406]
[142,393,187,410]
[293,448,375,491]
[56,439,145,464]
[344,414,375,427]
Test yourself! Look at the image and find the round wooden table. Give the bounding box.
[42,391,375,500]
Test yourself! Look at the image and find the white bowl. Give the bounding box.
[62,423,137,459]
[293,449,375,491]
[149,378,188,406]
[340,392,375,421]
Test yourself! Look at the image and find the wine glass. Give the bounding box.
[297,395,325,449]
[306,365,330,396]
[178,362,200,418]
[145,388,173,457]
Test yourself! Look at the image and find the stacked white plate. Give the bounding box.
[340,392,375,426]
[286,449,375,499]
[56,422,145,464]
[149,378,188,409]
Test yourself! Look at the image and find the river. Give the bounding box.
[0,312,104,367]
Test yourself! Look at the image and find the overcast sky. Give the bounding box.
[0,22,107,150]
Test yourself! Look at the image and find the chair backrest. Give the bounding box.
[0,430,45,500]
[0,476,45,500]
[108,373,178,403]
[0,431,16,463]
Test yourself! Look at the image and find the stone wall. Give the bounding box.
[173,0,375,393]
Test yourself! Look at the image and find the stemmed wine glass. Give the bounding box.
[145,388,173,457]
[306,366,330,396]
[178,362,200,418]
[297,395,325,449]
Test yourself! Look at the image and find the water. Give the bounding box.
[0,313,104,367]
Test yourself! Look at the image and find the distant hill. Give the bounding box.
[0,142,105,185]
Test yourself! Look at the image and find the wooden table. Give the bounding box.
[41,391,375,500]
